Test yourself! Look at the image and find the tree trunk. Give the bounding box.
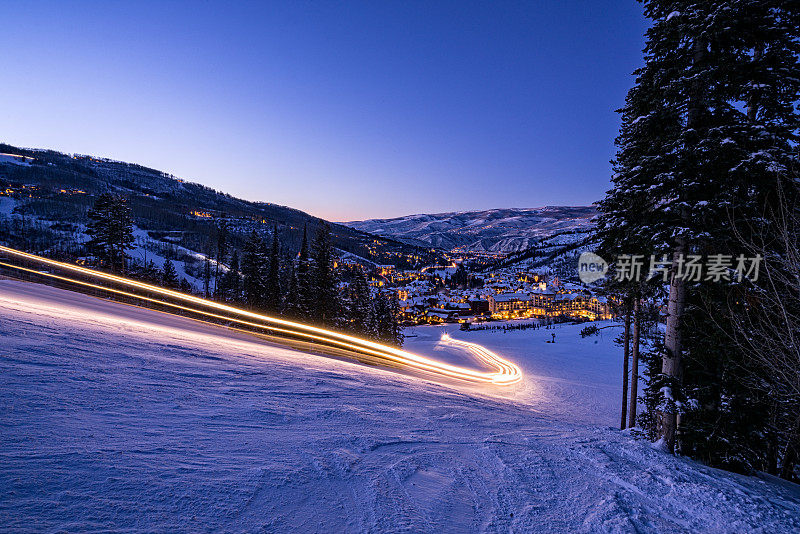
[659,38,706,453]
[746,46,763,122]
[661,240,686,452]
[621,300,632,430]
[214,260,220,297]
[781,440,798,481]
[628,298,641,429]
[781,415,800,481]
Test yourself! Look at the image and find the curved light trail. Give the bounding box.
[0,245,523,386]
[439,333,522,381]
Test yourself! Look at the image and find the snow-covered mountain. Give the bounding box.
[0,143,437,268]
[4,279,800,532]
[344,206,597,253]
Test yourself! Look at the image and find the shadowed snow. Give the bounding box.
[1,280,799,533]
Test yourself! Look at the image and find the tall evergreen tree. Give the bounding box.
[214,221,228,297]
[86,193,134,273]
[295,224,313,320]
[311,224,339,326]
[220,250,241,302]
[284,259,300,319]
[370,292,388,342]
[161,258,179,288]
[241,231,268,309]
[371,292,404,347]
[598,0,800,468]
[265,225,282,313]
[345,268,373,337]
[385,293,404,347]
[143,259,160,284]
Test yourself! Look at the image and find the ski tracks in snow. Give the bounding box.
[2,280,800,533]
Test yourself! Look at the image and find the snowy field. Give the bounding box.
[1,280,799,532]
[405,321,624,427]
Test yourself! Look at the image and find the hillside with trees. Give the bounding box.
[0,143,437,270]
[0,145,413,345]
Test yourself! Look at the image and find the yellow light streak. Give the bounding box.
[0,246,523,385]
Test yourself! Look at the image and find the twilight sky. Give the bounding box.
[2,1,647,221]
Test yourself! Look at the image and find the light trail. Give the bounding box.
[0,246,523,386]
[439,333,522,380]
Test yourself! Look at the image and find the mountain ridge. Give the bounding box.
[0,143,436,267]
[344,206,597,253]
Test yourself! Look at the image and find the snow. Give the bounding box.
[344,207,596,253]
[406,322,623,425]
[0,153,32,166]
[128,228,206,290]
[2,279,800,532]
[0,197,17,216]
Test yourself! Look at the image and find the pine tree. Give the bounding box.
[241,231,268,309]
[371,293,389,342]
[220,250,241,302]
[86,193,134,272]
[637,300,668,440]
[628,298,642,429]
[370,292,404,346]
[386,293,404,346]
[162,258,179,288]
[144,259,160,283]
[284,260,300,318]
[346,268,373,337]
[214,221,228,297]
[311,224,339,327]
[365,296,379,340]
[203,258,212,298]
[295,224,313,320]
[265,225,282,313]
[598,0,800,466]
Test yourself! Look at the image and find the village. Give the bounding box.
[365,260,612,326]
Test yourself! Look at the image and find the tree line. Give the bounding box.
[81,193,404,347]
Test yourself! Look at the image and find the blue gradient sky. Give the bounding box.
[2,1,647,221]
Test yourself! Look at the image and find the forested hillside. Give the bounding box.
[0,143,434,268]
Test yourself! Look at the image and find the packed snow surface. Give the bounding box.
[1,280,799,532]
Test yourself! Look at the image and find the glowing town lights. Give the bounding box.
[0,246,523,386]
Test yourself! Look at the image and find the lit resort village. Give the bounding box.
[370,262,611,325]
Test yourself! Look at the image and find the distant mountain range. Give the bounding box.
[344,206,597,253]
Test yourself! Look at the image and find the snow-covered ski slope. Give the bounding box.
[1,280,799,532]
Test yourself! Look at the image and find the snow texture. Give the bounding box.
[344,206,596,253]
[0,197,17,217]
[0,154,32,166]
[1,280,799,532]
